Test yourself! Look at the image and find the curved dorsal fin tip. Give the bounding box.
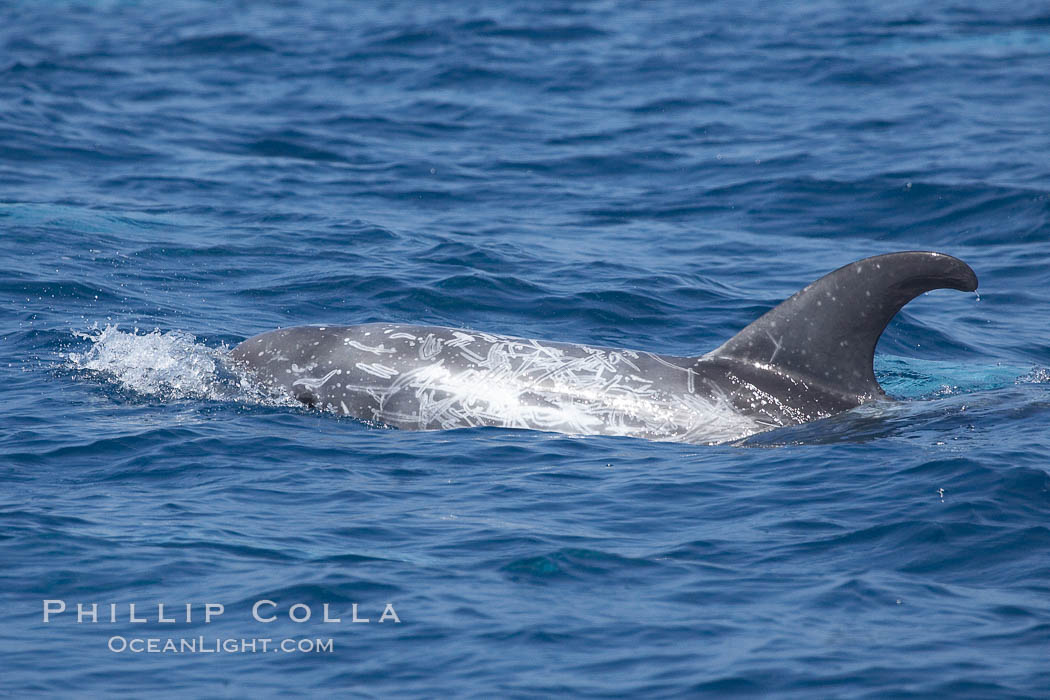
[709,252,976,398]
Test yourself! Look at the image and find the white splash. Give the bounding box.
[64,325,291,406]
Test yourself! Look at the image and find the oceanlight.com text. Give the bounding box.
[107,636,335,654]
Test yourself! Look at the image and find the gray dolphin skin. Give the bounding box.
[231,252,977,444]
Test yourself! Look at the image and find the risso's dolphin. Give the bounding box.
[231,252,977,444]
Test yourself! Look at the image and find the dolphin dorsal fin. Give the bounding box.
[707,252,977,398]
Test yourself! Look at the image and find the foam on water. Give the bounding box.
[875,356,1043,399]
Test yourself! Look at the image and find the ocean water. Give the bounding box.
[3,0,1050,696]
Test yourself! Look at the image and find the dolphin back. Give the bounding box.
[706,251,978,400]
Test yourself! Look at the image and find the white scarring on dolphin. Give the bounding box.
[231,252,978,444]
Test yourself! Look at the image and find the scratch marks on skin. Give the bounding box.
[647,351,698,394]
[292,368,342,391]
[267,325,763,445]
[765,330,784,364]
[344,339,395,354]
[457,347,487,364]
[419,334,443,360]
[446,332,475,348]
[608,352,640,372]
[365,329,757,444]
[355,363,399,379]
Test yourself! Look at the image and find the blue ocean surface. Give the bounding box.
[2,0,1049,696]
